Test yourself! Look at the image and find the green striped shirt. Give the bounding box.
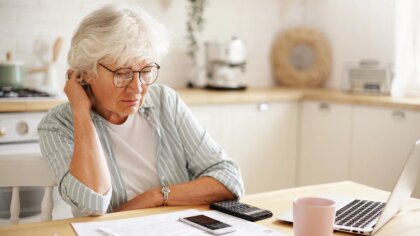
[38,84,244,216]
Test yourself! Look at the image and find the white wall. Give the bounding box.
[0,0,303,91]
[302,0,395,89]
[0,0,395,90]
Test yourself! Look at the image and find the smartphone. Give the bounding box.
[179,214,236,235]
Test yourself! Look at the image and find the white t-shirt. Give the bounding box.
[105,113,161,200]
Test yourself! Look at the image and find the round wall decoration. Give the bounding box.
[271,27,332,87]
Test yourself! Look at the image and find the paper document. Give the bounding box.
[71,209,286,236]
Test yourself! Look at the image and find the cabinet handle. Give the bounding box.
[16,121,29,135]
[319,102,330,111]
[391,110,405,121]
[257,102,269,111]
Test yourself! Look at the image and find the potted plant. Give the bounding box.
[186,0,207,87]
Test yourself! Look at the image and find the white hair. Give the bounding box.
[68,4,170,75]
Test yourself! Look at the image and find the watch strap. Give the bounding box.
[161,185,170,206]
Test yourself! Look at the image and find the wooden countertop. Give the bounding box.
[176,87,303,105]
[1,87,420,112]
[175,87,420,111]
[0,98,67,113]
[302,89,420,111]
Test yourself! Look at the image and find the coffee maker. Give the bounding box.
[205,37,247,90]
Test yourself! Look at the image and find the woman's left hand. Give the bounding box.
[113,188,163,212]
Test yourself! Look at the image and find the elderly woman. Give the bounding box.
[38,4,244,217]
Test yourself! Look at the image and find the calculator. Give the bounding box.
[210,200,273,222]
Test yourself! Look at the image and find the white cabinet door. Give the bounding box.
[298,101,352,186]
[189,102,298,194]
[222,102,298,194]
[350,105,420,196]
[188,105,225,146]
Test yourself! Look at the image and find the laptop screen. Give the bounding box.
[372,140,420,234]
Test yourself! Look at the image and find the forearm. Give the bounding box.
[114,176,235,212]
[69,112,111,194]
[166,176,236,205]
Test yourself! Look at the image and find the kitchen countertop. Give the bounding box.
[301,88,420,111]
[1,87,420,112]
[176,87,303,105]
[178,87,420,111]
[0,97,68,113]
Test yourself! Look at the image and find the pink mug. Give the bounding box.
[293,197,336,236]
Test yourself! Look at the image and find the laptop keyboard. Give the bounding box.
[335,199,385,228]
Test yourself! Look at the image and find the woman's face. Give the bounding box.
[87,61,150,124]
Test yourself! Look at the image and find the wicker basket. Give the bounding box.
[271,27,332,87]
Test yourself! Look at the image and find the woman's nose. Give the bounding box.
[127,72,143,92]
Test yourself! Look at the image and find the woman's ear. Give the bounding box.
[80,71,94,85]
[73,71,85,85]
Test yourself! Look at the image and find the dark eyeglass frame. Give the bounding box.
[98,62,160,88]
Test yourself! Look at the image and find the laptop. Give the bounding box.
[278,140,420,235]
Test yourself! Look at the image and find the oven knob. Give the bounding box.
[16,121,29,135]
[0,127,5,137]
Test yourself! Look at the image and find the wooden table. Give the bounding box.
[1,181,419,236]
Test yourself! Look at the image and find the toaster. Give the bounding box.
[343,60,392,95]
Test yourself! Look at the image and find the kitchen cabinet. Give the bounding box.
[189,101,298,194]
[187,104,225,145]
[350,105,420,196]
[298,102,420,198]
[298,101,352,186]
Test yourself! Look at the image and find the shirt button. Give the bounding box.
[147,117,151,121]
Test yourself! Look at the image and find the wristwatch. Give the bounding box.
[161,185,170,206]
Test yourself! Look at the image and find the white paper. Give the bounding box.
[71,209,286,236]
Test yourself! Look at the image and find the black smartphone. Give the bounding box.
[179,214,236,235]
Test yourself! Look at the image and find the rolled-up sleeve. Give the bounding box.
[38,106,112,216]
[163,86,245,198]
[192,131,245,199]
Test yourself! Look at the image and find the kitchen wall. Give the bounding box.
[0,0,395,91]
[302,0,395,89]
[0,0,303,92]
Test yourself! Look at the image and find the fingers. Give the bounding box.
[66,70,75,83]
[64,70,78,95]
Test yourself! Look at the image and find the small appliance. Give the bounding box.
[205,37,247,90]
[343,59,392,95]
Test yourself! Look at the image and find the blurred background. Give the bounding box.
[0,0,393,91]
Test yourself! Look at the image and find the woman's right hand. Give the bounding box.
[64,70,92,115]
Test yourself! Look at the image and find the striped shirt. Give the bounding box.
[38,84,244,216]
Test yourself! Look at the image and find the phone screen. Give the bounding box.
[182,215,231,230]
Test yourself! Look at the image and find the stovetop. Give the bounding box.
[0,87,51,98]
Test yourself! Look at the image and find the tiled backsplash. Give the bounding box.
[0,0,303,91]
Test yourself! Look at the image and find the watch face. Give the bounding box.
[162,186,170,194]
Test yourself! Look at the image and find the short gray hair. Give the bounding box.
[68,4,170,75]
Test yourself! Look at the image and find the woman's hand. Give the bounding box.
[113,188,163,212]
[64,70,92,115]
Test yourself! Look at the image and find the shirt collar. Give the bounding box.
[141,91,155,109]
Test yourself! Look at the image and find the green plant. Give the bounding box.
[186,0,207,66]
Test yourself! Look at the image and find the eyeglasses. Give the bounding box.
[98,62,160,88]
